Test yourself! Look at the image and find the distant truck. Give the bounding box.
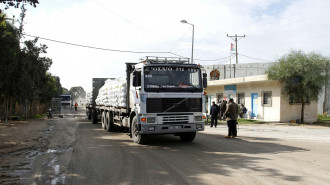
[59,94,71,106]
[86,57,207,144]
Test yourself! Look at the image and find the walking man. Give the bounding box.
[224,98,239,138]
[210,101,220,128]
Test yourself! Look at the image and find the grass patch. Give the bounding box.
[314,114,330,126]
[33,114,43,119]
[237,118,266,124]
[204,118,265,124]
[318,114,330,121]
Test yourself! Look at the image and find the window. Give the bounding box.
[289,96,309,104]
[262,91,272,107]
[217,93,223,103]
[237,93,245,105]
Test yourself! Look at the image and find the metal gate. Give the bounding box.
[50,98,62,114]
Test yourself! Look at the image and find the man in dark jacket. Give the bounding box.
[224,98,239,138]
[210,101,220,128]
[219,100,227,120]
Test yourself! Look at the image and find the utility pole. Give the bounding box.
[227,34,245,78]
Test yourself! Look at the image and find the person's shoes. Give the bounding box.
[231,136,235,139]
[210,126,213,128]
[225,135,231,138]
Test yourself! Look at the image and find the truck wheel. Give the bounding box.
[101,112,106,129]
[92,110,98,124]
[106,111,115,132]
[131,117,146,144]
[179,132,196,142]
[87,108,91,120]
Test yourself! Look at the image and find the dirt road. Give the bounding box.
[1,107,330,184]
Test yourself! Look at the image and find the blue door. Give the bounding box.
[251,93,258,117]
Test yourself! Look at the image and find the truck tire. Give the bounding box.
[87,112,91,120]
[101,112,106,129]
[131,117,146,144]
[106,111,115,132]
[86,109,91,120]
[179,132,196,142]
[92,109,98,124]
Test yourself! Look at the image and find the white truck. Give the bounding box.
[86,57,207,144]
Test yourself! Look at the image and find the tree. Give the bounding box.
[62,88,69,94]
[69,86,86,102]
[0,13,20,122]
[0,0,38,13]
[266,50,328,123]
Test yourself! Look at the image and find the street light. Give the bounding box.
[181,20,194,64]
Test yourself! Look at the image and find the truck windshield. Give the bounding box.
[144,66,202,92]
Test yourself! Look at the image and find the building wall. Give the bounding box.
[206,80,281,122]
[206,80,318,123]
[280,97,318,123]
[204,62,329,117]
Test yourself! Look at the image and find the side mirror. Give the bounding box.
[203,73,207,88]
[133,71,141,87]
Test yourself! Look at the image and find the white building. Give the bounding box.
[203,63,327,123]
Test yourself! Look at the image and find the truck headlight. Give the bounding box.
[195,116,203,121]
[147,117,156,123]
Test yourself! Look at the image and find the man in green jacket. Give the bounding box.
[224,98,239,138]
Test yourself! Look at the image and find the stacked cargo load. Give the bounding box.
[95,78,127,107]
[86,92,93,105]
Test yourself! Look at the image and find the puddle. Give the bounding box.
[0,147,72,184]
[43,125,55,133]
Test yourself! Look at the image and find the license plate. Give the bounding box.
[170,125,182,129]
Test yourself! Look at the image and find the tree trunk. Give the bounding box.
[5,98,9,123]
[301,100,305,124]
[9,97,13,120]
[323,62,329,114]
[25,98,28,120]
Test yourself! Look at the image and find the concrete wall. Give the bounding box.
[204,62,274,80]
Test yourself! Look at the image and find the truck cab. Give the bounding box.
[128,57,207,143]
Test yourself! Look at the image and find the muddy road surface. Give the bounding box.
[1,107,330,184]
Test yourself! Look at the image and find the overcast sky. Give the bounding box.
[2,0,330,92]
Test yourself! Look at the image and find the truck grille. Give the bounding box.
[162,115,189,124]
[147,98,202,113]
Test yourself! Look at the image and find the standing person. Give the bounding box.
[75,102,78,111]
[240,104,247,118]
[220,99,227,120]
[210,101,220,128]
[224,98,239,138]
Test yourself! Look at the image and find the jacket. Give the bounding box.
[210,104,220,115]
[224,102,239,120]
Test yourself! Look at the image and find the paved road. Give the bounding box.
[22,107,330,184]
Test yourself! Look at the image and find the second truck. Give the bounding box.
[86,57,207,144]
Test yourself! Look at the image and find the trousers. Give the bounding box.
[210,114,218,127]
[227,120,237,136]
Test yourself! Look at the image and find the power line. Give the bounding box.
[194,54,235,62]
[238,53,274,63]
[23,34,171,54]
[22,34,253,63]
[91,0,175,47]
[227,34,245,78]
